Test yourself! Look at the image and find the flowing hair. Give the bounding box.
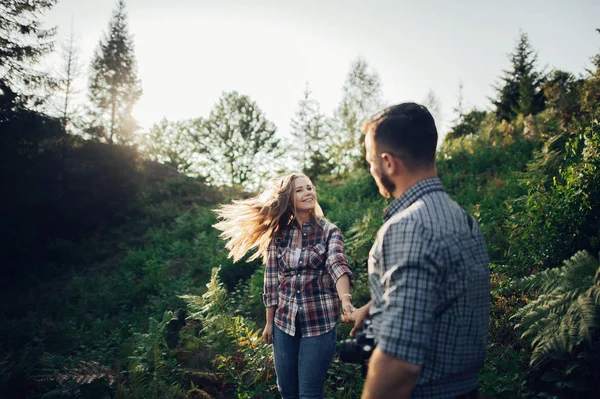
[213,173,324,262]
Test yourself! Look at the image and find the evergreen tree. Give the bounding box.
[493,32,546,121]
[88,0,142,144]
[330,57,383,172]
[192,91,281,187]
[0,0,57,106]
[290,83,332,178]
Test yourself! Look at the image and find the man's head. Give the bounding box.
[364,102,438,198]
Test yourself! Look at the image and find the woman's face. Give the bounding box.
[292,176,316,213]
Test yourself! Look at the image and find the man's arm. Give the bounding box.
[362,348,421,399]
[364,219,439,397]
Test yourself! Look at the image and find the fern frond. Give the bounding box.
[514,250,600,366]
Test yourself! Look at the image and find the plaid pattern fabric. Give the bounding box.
[368,178,490,398]
[263,218,353,337]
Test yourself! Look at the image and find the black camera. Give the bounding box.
[337,319,376,376]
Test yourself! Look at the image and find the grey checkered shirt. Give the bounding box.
[368,177,490,399]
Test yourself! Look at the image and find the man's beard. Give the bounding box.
[379,169,396,198]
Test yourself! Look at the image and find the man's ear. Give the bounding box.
[381,153,402,176]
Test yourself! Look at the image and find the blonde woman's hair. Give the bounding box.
[213,173,324,262]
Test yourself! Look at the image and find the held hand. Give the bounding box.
[341,304,369,337]
[341,299,355,316]
[262,323,273,344]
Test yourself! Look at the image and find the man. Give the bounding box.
[343,103,490,399]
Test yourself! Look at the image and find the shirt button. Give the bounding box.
[303,233,307,236]
[297,273,300,276]
[299,261,302,264]
[297,290,300,293]
[299,307,303,310]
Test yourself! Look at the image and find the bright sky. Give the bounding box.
[45,0,600,141]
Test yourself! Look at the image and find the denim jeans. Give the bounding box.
[273,323,337,399]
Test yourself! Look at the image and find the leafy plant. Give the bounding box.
[512,250,600,366]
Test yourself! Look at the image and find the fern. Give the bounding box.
[512,250,600,365]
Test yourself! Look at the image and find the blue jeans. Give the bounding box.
[273,323,337,399]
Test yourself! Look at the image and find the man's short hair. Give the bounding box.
[364,102,438,170]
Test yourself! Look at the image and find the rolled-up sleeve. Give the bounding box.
[376,220,439,365]
[262,238,279,308]
[325,227,353,285]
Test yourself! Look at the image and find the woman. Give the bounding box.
[214,173,354,399]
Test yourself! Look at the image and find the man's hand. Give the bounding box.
[341,301,371,336]
[262,323,273,344]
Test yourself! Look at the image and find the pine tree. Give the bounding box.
[88,0,142,144]
[0,0,57,105]
[330,57,383,172]
[493,32,546,121]
[290,83,332,178]
[192,91,281,187]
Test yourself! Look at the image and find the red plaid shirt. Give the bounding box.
[262,218,353,337]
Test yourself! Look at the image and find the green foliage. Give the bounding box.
[512,250,600,366]
[506,118,600,273]
[181,267,278,398]
[120,314,182,399]
[190,91,282,188]
[141,118,197,174]
[542,70,583,122]
[445,108,488,142]
[479,346,533,398]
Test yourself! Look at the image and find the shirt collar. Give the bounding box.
[383,177,444,222]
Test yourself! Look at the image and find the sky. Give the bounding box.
[44,0,600,142]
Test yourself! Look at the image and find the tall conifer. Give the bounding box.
[88,0,142,144]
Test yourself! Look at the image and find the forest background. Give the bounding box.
[1,1,600,398]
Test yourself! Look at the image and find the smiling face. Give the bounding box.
[292,176,316,213]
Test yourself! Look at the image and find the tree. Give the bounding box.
[453,81,466,124]
[422,88,443,126]
[142,118,195,174]
[581,29,600,115]
[53,18,83,133]
[542,70,582,122]
[330,57,383,172]
[192,91,281,187]
[290,83,333,178]
[88,0,142,144]
[493,32,546,121]
[445,109,488,142]
[0,0,57,104]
